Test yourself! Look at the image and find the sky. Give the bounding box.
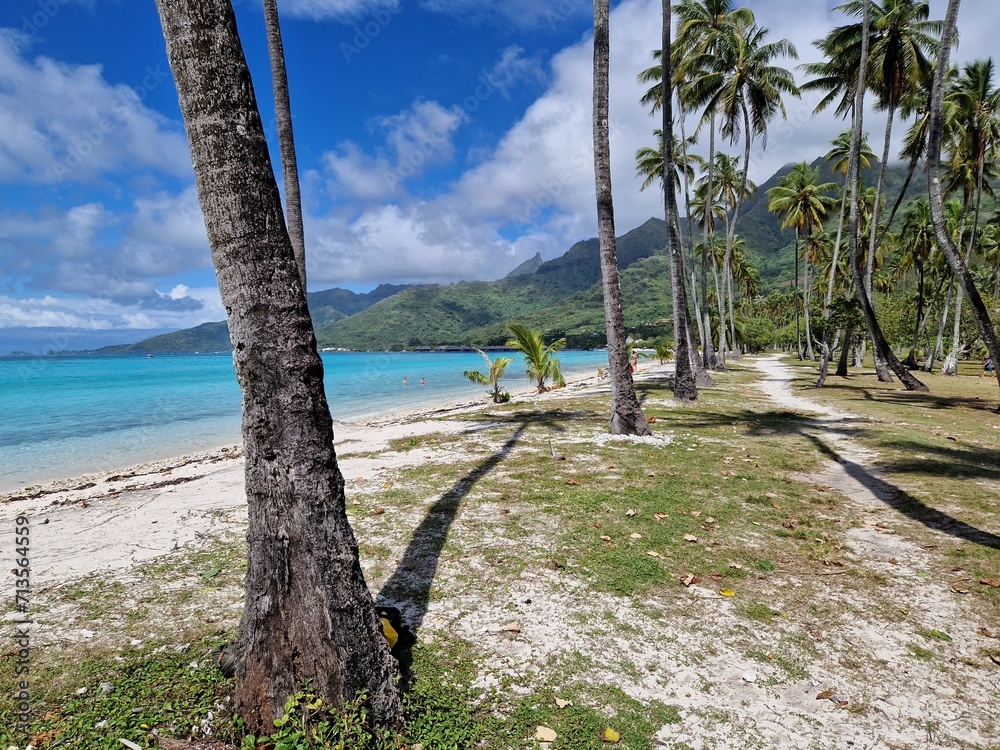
[0,0,996,353]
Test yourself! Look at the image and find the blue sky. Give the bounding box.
[0,0,994,352]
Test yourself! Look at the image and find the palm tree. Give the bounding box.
[506,323,567,393]
[826,1,942,301]
[823,131,875,314]
[263,0,306,290]
[658,0,698,399]
[464,349,513,404]
[593,0,652,433]
[667,0,755,369]
[635,131,700,192]
[843,0,928,391]
[687,16,799,362]
[927,0,1000,400]
[767,163,838,360]
[153,0,403,732]
[934,58,1000,376]
[896,199,937,366]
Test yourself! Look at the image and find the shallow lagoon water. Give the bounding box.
[0,350,610,490]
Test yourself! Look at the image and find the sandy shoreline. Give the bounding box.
[0,362,672,587]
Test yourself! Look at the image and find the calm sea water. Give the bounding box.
[0,350,610,491]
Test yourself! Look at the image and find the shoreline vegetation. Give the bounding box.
[1,355,998,748]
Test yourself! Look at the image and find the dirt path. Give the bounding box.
[652,354,1000,750]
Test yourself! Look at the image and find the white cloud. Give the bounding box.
[487,46,548,97]
[321,100,468,201]
[0,30,190,184]
[0,286,223,331]
[0,188,211,304]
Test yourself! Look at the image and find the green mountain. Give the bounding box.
[505,252,543,278]
[92,156,933,355]
[315,218,669,350]
[94,284,412,354]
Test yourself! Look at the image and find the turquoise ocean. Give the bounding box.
[0,350,610,491]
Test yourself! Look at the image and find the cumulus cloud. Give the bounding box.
[0,30,190,184]
[321,100,468,202]
[0,286,222,331]
[486,46,548,97]
[0,188,211,308]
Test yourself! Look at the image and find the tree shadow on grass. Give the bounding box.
[376,424,527,677]
[801,432,1000,551]
[679,407,1000,551]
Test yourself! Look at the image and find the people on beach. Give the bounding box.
[403,377,408,386]
[981,356,995,378]
[420,378,425,386]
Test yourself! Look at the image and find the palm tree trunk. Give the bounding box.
[661,0,697,400]
[825,176,850,315]
[678,97,708,356]
[803,234,814,360]
[720,103,753,365]
[846,0,928,393]
[593,0,653,432]
[836,327,853,377]
[794,233,802,359]
[153,0,402,733]
[926,278,953,372]
[263,0,306,291]
[703,116,718,368]
[905,265,925,367]
[876,153,920,252]
[865,108,897,382]
[726,262,738,356]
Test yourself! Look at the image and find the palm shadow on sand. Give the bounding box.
[376,423,527,675]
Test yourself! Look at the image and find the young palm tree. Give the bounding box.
[593,0,652,433]
[926,0,1000,401]
[263,0,306,290]
[464,349,513,404]
[506,323,567,393]
[767,163,838,360]
[153,0,403,731]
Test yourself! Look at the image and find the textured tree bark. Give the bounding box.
[927,0,1000,404]
[926,279,953,372]
[263,0,307,291]
[593,0,652,433]
[661,0,698,400]
[153,0,402,732]
[845,0,928,392]
[836,328,852,377]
